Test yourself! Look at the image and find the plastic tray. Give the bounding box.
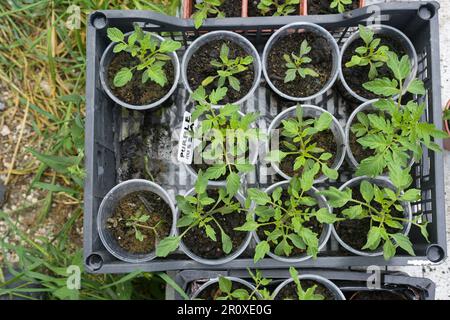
[172,269,436,300]
[84,1,447,273]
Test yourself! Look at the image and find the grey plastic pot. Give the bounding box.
[183,111,259,186]
[345,99,415,170]
[190,277,262,300]
[181,30,262,108]
[100,31,180,110]
[272,274,346,300]
[262,22,340,101]
[252,181,332,263]
[176,185,252,265]
[97,179,177,263]
[331,176,413,257]
[267,104,346,183]
[339,24,418,103]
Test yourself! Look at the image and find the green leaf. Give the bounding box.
[194,170,209,194]
[159,39,181,53]
[318,187,352,208]
[360,180,374,203]
[209,87,228,105]
[284,69,297,83]
[221,231,232,254]
[400,189,421,202]
[235,163,254,173]
[356,154,385,177]
[205,225,217,241]
[107,27,124,42]
[248,188,271,205]
[321,163,338,180]
[265,150,287,162]
[113,67,133,87]
[383,239,396,260]
[407,79,426,95]
[288,234,306,250]
[176,215,196,228]
[218,277,232,293]
[362,226,382,251]
[147,66,167,87]
[315,112,332,131]
[363,78,400,97]
[226,172,240,196]
[235,220,258,232]
[314,208,338,224]
[228,76,241,91]
[254,241,270,263]
[156,236,181,257]
[205,165,227,180]
[388,165,412,190]
[342,205,364,219]
[359,24,373,45]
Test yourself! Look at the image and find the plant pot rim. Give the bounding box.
[183,110,260,185]
[99,31,180,111]
[262,22,340,101]
[338,24,418,103]
[302,0,365,16]
[190,276,262,300]
[176,185,252,265]
[97,179,177,263]
[252,180,332,263]
[445,100,450,135]
[331,175,413,257]
[181,30,262,108]
[267,104,346,183]
[344,99,416,170]
[271,274,346,300]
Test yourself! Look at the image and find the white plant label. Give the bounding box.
[177,111,199,165]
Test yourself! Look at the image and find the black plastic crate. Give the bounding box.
[84,1,447,273]
[172,269,436,300]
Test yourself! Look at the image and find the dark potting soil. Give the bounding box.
[349,131,374,163]
[350,290,408,300]
[180,190,247,259]
[107,52,175,106]
[197,281,249,300]
[335,186,405,252]
[308,0,359,15]
[257,189,324,257]
[342,34,407,100]
[276,121,337,178]
[276,280,336,300]
[107,191,172,254]
[267,32,332,98]
[248,0,299,16]
[186,40,255,104]
[119,119,171,182]
[194,0,242,17]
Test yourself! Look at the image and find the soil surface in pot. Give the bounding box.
[180,190,247,259]
[335,185,405,252]
[274,117,337,178]
[257,189,324,257]
[342,34,407,100]
[350,290,408,300]
[197,281,250,300]
[248,0,299,16]
[308,0,359,15]
[119,122,171,182]
[267,32,332,98]
[193,0,242,17]
[107,191,173,254]
[186,40,255,104]
[107,52,175,106]
[275,280,336,300]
